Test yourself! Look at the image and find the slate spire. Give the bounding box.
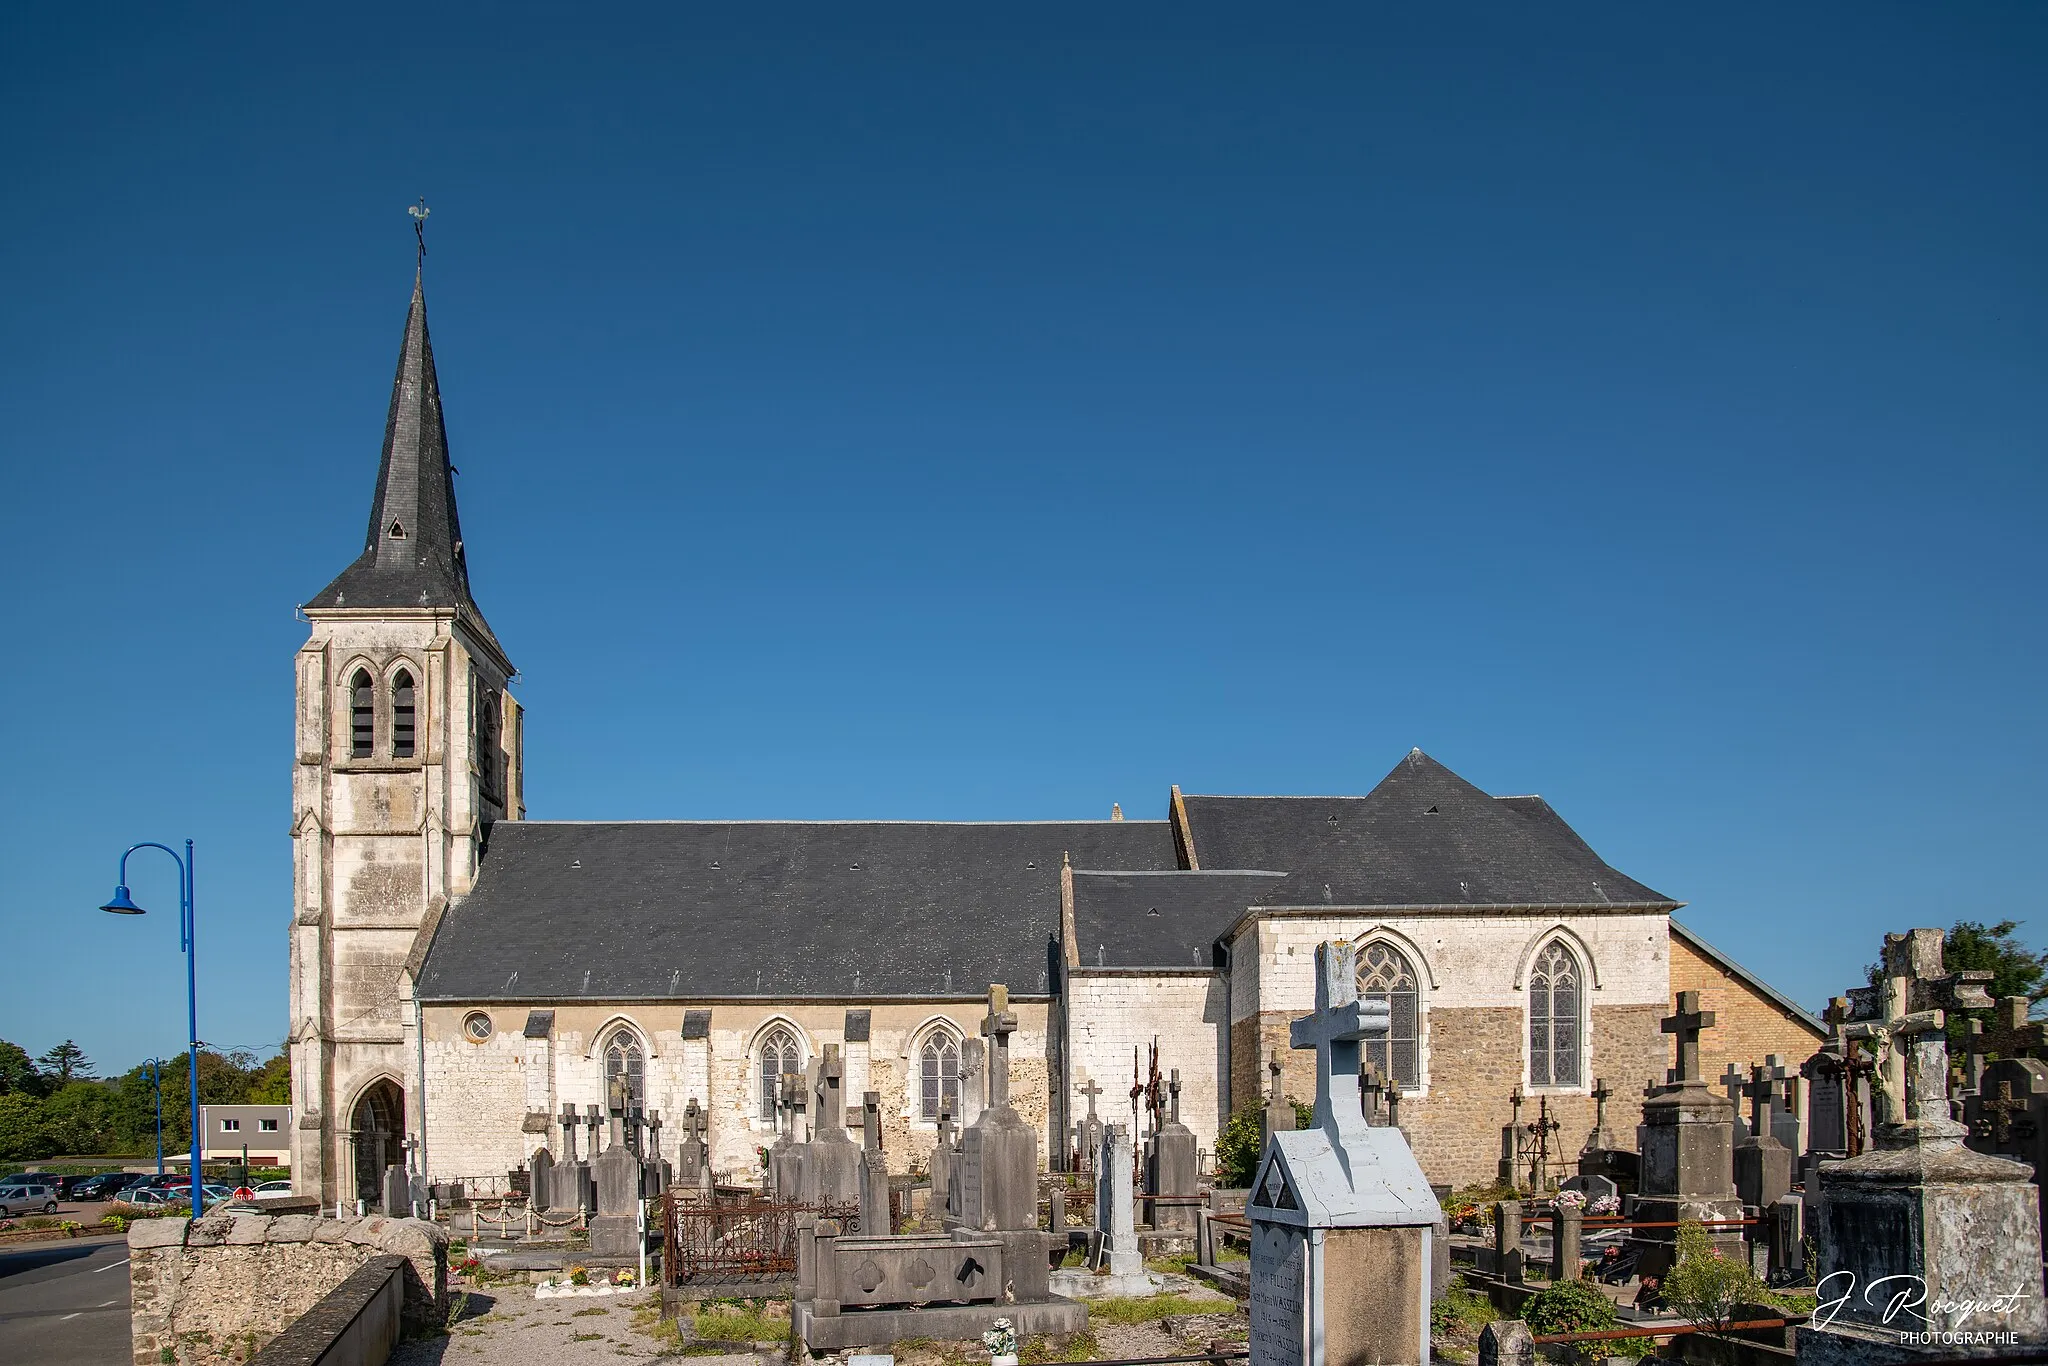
[308,272,505,656]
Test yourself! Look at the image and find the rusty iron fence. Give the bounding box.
[659,1190,858,1287]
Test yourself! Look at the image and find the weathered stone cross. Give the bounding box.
[1288,940,1392,1151]
[1718,1063,1745,1109]
[1079,1077,1103,1120]
[1590,1078,1612,1133]
[816,1043,847,1133]
[862,1090,882,1152]
[1661,991,1716,1084]
[1973,1080,2037,1149]
[1167,1068,1182,1125]
[1744,1064,1775,1137]
[682,1099,706,1144]
[1266,1052,1285,1106]
[980,984,1017,1109]
[1980,996,2048,1060]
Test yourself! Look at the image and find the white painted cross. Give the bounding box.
[1289,941,1392,1160]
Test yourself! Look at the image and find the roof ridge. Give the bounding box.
[503,818,1172,828]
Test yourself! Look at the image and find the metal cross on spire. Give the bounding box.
[408,197,431,271]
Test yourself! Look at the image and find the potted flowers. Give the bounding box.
[982,1317,1019,1366]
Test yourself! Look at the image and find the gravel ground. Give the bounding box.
[387,1284,771,1366]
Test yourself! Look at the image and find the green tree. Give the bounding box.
[40,1081,119,1155]
[247,1054,291,1105]
[0,1093,57,1160]
[0,1039,47,1098]
[37,1040,94,1083]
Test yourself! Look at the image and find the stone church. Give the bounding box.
[288,272,1820,1206]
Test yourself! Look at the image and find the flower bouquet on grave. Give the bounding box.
[1553,1189,1587,1212]
[614,1269,635,1288]
[982,1317,1019,1365]
[1589,1193,1620,1217]
[569,1264,591,1287]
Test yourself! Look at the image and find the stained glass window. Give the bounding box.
[1529,942,1583,1087]
[759,1027,799,1126]
[920,1033,960,1120]
[1355,942,1421,1089]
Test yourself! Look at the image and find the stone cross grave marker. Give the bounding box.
[1249,941,1439,1366]
[859,1091,889,1233]
[958,1036,987,1128]
[1262,1050,1296,1151]
[1150,1067,1198,1231]
[1092,1124,1141,1277]
[1076,1078,1105,1172]
[1636,991,1742,1274]
[679,1098,707,1183]
[559,1102,579,1162]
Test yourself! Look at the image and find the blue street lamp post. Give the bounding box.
[99,841,204,1217]
[143,1058,166,1177]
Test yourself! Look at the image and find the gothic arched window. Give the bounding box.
[603,1029,644,1112]
[758,1027,799,1127]
[349,670,375,758]
[1355,942,1421,1089]
[1529,941,1584,1087]
[392,670,416,759]
[919,1030,961,1120]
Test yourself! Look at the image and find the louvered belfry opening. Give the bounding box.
[350,670,375,757]
[392,670,416,758]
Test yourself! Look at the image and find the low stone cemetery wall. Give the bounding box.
[129,1210,448,1366]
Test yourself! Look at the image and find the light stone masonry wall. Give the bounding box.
[127,1210,447,1366]
[1065,972,1227,1162]
[420,999,1054,1183]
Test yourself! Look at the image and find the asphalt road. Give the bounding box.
[0,1233,131,1366]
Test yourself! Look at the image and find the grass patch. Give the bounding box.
[1088,1293,1236,1325]
[573,1306,610,1316]
[570,1331,606,1341]
[1021,1330,1098,1363]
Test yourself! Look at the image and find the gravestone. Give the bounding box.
[1581,1077,1618,1153]
[1800,929,2042,1364]
[1077,1125,1156,1294]
[958,1036,987,1129]
[801,1044,862,1210]
[950,984,1055,1303]
[644,1110,669,1197]
[1966,1057,2048,1245]
[859,1090,890,1234]
[559,1103,580,1163]
[1718,1063,1751,1142]
[1075,1078,1106,1174]
[678,1098,708,1185]
[528,1146,555,1213]
[770,1074,808,1198]
[1764,1056,1804,1154]
[1559,1172,1619,1208]
[1261,1050,1296,1151]
[589,1139,643,1258]
[1634,991,1743,1276]
[1733,1063,1793,1217]
[929,1110,958,1222]
[381,1164,411,1217]
[1146,1068,1199,1233]
[1249,941,1440,1366]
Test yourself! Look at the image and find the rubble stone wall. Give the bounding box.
[127,1210,447,1366]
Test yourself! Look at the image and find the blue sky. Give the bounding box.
[2,6,2042,1075]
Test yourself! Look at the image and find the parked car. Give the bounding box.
[252,1180,293,1195]
[0,1183,61,1217]
[116,1187,186,1208]
[69,1173,135,1201]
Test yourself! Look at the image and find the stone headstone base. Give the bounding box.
[794,1296,1087,1351]
[587,1213,638,1259]
[1048,1267,1162,1298]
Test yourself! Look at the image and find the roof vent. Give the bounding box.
[1424,805,1439,815]
[569,859,581,869]
[849,861,862,870]
[389,521,405,538]
[710,860,721,869]
[1147,907,1161,917]
[1026,860,1037,870]
[1326,814,1338,824]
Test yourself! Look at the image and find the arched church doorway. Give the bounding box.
[349,1079,406,1208]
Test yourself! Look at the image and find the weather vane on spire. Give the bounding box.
[408,197,431,270]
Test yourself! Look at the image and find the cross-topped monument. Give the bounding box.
[1249,942,1438,1366]
[1288,939,1393,1166]
[979,984,1017,1110]
[1662,991,1716,1085]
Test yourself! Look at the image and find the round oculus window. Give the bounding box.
[463,1012,493,1043]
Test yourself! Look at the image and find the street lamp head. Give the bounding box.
[100,884,146,915]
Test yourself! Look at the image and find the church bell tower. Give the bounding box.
[289,268,523,1206]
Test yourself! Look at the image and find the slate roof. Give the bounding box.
[1181,750,1675,909]
[417,819,1177,1003]
[1070,871,1288,971]
[306,274,506,662]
